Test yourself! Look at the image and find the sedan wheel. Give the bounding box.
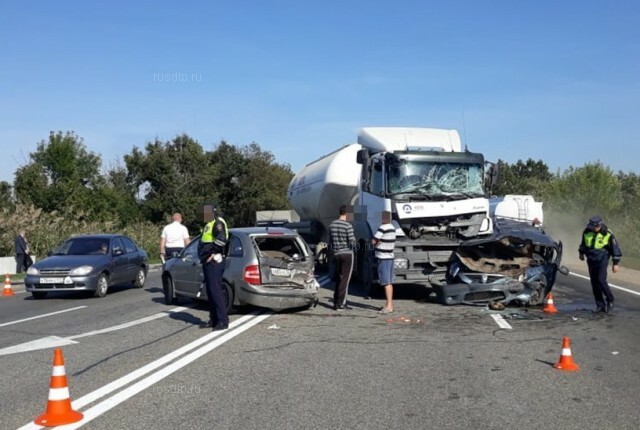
[163,275,178,305]
[133,267,146,288]
[223,282,234,314]
[94,273,109,298]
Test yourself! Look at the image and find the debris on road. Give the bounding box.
[267,324,280,330]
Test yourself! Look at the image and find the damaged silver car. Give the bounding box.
[162,227,319,312]
[438,218,568,306]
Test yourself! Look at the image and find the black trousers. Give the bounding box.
[15,253,27,273]
[587,258,614,309]
[203,260,228,325]
[333,252,354,308]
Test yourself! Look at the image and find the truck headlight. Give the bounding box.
[70,266,93,276]
[27,266,39,275]
[393,258,408,270]
[480,217,491,233]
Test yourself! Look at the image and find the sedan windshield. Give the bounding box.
[387,159,484,196]
[53,238,110,255]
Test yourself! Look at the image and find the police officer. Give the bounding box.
[579,215,622,314]
[198,203,230,330]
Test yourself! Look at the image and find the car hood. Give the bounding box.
[33,255,110,270]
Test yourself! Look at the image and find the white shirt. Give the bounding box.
[161,222,189,248]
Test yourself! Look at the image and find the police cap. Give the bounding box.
[588,215,603,228]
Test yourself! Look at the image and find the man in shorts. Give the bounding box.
[371,211,396,314]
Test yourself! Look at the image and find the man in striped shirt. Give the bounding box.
[371,210,396,313]
[329,205,356,310]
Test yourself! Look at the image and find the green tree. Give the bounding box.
[14,131,103,217]
[211,142,293,227]
[0,181,13,211]
[124,134,218,229]
[493,159,553,197]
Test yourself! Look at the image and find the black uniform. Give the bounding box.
[198,217,229,330]
[578,217,622,313]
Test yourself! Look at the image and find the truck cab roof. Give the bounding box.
[358,127,462,153]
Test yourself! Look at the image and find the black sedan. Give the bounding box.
[25,234,149,299]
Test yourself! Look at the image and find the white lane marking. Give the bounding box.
[69,313,260,410]
[0,306,87,328]
[0,307,189,356]
[569,272,640,297]
[490,314,512,330]
[0,336,78,356]
[18,312,272,430]
[67,306,188,340]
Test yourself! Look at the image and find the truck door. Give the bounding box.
[361,156,390,232]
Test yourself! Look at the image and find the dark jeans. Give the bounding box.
[587,258,614,309]
[202,260,228,325]
[333,252,354,308]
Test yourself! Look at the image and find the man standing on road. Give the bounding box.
[160,213,190,261]
[14,230,29,273]
[371,211,396,314]
[329,205,356,310]
[198,203,229,330]
[579,215,622,314]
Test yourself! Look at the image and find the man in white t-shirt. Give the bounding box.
[160,213,190,260]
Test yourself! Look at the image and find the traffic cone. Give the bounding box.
[553,336,580,371]
[542,293,558,313]
[2,273,15,296]
[34,348,83,427]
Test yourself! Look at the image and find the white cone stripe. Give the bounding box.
[52,366,66,376]
[48,387,70,401]
[561,348,572,356]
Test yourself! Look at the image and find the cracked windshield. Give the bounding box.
[387,159,484,197]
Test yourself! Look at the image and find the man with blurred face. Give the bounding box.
[579,215,622,314]
[160,213,190,261]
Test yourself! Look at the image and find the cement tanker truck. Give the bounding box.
[286,127,497,290]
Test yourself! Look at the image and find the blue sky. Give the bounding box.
[1,0,639,183]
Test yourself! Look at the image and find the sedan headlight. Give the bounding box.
[27,266,39,275]
[69,266,94,276]
[393,258,408,270]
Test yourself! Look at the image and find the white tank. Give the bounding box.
[288,144,361,237]
[490,195,544,225]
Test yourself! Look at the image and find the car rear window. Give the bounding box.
[253,236,305,260]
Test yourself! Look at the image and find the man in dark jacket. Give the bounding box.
[579,215,622,314]
[14,230,29,273]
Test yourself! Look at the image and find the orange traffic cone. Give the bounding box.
[2,274,15,296]
[553,336,580,371]
[34,348,83,427]
[542,293,558,313]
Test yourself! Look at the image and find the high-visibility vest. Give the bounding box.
[201,217,229,245]
[583,231,611,250]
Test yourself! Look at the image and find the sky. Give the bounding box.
[1,0,639,183]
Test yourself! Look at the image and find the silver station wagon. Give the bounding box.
[162,227,319,312]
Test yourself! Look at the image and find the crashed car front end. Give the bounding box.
[438,219,565,306]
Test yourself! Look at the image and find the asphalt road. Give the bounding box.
[1,267,639,430]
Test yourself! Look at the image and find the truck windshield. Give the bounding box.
[387,160,484,197]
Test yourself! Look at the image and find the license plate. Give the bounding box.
[270,268,291,277]
[40,277,63,284]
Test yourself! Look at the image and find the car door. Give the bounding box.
[110,237,128,285]
[120,236,140,281]
[172,238,201,295]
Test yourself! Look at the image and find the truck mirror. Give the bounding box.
[356,149,368,165]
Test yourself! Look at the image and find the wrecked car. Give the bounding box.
[438,218,567,306]
[162,227,319,312]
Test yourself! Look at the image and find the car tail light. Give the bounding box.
[243,265,261,285]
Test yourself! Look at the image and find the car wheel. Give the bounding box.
[94,273,109,298]
[133,267,146,288]
[32,291,47,299]
[223,282,234,314]
[163,275,179,305]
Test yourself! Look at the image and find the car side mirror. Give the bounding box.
[47,251,53,257]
